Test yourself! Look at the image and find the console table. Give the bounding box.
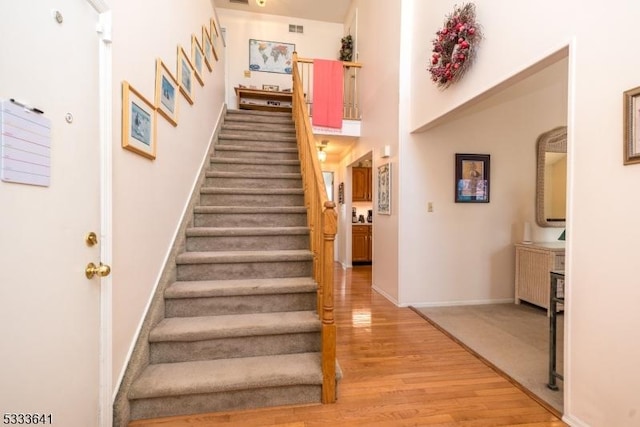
[548,270,565,390]
[234,87,293,113]
[514,242,565,316]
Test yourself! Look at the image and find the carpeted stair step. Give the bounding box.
[222,122,295,133]
[186,226,309,252]
[209,157,301,174]
[225,109,293,124]
[199,187,304,207]
[148,311,321,364]
[164,277,317,317]
[128,352,323,420]
[175,249,313,281]
[193,206,307,228]
[204,171,302,188]
[214,144,299,160]
[219,131,296,144]
[217,137,297,149]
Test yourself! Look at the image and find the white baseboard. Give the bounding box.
[562,414,588,427]
[371,284,399,306]
[409,298,514,308]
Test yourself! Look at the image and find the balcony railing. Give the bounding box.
[293,53,363,121]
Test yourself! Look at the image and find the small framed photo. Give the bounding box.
[455,153,490,203]
[623,86,640,165]
[154,59,178,127]
[202,26,213,71]
[210,17,219,38]
[262,84,280,91]
[377,163,391,215]
[122,81,157,160]
[210,18,220,61]
[191,35,205,86]
[177,45,195,105]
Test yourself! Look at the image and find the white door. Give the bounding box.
[0,2,106,426]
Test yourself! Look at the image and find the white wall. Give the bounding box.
[338,0,402,301]
[401,58,567,306]
[216,9,343,109]
[111,0,226,393]
[406,1,640,425]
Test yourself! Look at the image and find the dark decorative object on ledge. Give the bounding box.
[339,34,353,62]
[428,3,482,89]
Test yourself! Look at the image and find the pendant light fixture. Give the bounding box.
[256,0,266,7]
[317,140,329,163]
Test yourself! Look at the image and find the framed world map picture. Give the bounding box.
[249,39,295,74]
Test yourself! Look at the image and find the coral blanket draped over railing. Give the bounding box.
[312,59,344,129]
[295,55,363,121]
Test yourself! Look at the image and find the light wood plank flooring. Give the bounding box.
[129,265,566,426]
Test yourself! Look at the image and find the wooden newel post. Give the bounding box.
[321,201,337,403]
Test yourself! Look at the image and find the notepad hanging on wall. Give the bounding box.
[0,99,51,187]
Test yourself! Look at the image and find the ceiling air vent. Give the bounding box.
[230,0,249,4]
[289,24,304,34]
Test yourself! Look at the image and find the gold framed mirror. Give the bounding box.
[536,126,567,228]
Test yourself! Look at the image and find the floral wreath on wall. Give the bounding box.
[428,3,482,89]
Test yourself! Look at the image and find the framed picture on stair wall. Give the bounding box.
[177,45,195,105]
[154,59,179,127]
[121,81,157,160]
[202,26,213,72]
[210,18,220,61]
[191,35,205,87]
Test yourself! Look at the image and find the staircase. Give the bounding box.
[126,109,332,421]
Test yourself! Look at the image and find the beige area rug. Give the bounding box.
[412,303,564,414]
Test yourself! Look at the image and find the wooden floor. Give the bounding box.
[130,265,566,426]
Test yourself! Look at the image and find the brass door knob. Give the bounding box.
[85,262,111,279]
[85,232,98,247]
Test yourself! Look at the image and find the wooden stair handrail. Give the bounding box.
[292,52,338,403]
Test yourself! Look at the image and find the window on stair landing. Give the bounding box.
[322,171,334,201]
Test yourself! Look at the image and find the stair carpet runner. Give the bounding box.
[127,110,325,420]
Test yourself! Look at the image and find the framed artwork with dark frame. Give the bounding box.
[455,153,490,203]
[122,81,157,160]
[623,85,640,165]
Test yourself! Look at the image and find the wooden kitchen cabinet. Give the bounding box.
[352,225,372,263]
[352,167,372,201]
